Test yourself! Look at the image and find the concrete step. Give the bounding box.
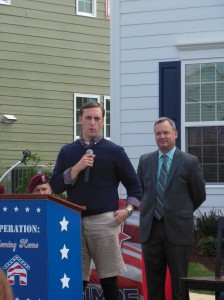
[190,292,215,300]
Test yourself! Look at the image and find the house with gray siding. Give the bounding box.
[111,0,224,213]
[0,0,110,191]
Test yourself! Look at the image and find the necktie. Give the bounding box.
[154,154,168,220]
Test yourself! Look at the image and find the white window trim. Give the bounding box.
[73,93,100,140]
[181,58,224,187]
[76,0,97,18]
[0,0,11,5]
[181,58,224,149]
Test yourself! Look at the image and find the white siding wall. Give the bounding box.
[111,0,224,209]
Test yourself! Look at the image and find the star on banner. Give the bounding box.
[3,206,7,212]
[60,273,70,289]
[14,206,19,212]
[36,207,41,213]
[60,217,69,231]
[60,244,69,259]
[119,222,131,247]
[25,207,30,212]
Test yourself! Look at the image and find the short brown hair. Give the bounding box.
[79,102,105,118]
[154,117,177,131]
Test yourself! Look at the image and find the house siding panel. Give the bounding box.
[111,0,224,205]
[0,0,110,183]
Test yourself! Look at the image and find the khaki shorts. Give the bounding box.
[81,211,126,281]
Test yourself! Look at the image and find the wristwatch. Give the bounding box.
[126,207,134,216]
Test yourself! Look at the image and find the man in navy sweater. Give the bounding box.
[50,101,142,300]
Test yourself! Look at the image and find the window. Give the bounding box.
[184,62,224,183]
[0,0,11,5]
[74,93,110,140]
[76,0,96,17]
[74,93,100,139]
[104,96,110,139]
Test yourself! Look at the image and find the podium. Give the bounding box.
[0,194,84,300]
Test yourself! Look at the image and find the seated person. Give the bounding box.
[28,174,52,195]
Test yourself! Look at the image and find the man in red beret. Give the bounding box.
[0,185,5,194]
[28,174,52,195]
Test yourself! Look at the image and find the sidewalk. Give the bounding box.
[190,292,214,299]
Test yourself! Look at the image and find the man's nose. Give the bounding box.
[89,118,95,125]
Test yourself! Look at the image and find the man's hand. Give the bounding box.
[114,206,133,225]
[70,152,95,180]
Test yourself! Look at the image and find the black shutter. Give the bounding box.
[159,61,181,149]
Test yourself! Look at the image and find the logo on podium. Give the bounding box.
[3,255,30,286]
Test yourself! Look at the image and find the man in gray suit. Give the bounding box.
[137,117,206,300]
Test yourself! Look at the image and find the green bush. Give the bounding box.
[194,209,224,258]
[16,153,54,193]
[16,152,66,199]
[198,236,217,257]
[194,208,223,238]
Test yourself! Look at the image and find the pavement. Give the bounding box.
[190,292,215,299]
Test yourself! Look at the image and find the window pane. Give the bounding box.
[219,146,224,163]
[188,146,202,162]
[186,84,200,103]
[203,127,217,144]
[188,127,202,145]
[218,128,224,145]
[217,82,224,102]
[219,165,224,181]
[76,124,82,137]
[75,96,98,138]
[186,103,200,121]
[186,126,224,183]
[78,0,93,14]
[106,125,110,137]
[201,63,215,82]
[216,62,224,81]
[203,164,217,182]
[104,97,110,139]
[185,62,224,122]
[201,102,215,121]
[201,83,215,102]
[217,102,224,121]
[204,146,217,163]
[186,64,200,83]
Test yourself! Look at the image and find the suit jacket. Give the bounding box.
[137,148,206,245]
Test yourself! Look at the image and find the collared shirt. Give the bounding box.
[79,134,103,148]
[157,147,176,182]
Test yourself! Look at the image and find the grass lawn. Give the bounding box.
[187,262,214,295]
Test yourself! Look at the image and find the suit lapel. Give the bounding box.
[165,149,180,191]
[151,151,159,191]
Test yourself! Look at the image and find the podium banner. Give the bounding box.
[0,195,83,300]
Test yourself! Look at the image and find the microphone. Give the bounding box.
[84,149,93,183]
